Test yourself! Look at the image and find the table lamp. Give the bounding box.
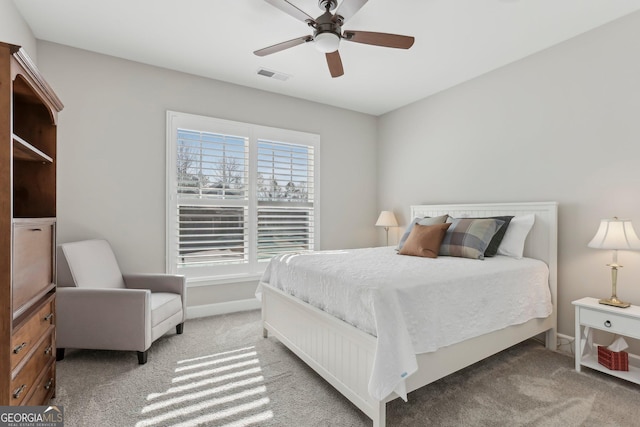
[376,211,398,246]
[588,217,640,308]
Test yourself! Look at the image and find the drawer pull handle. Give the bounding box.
[30,228,43,231]
[13,384,26,399]
[604,320,612,328]
[44,345,52,355]
[43,313,54,322]
[13,342,27,354]
[44,379,53,390]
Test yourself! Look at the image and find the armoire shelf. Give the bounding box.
[13,134,53,163]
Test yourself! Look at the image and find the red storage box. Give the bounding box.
[597,345,629,371]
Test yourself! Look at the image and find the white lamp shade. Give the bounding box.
[588,218,640,250]
[375,211,398,228]
[314,32,340,53]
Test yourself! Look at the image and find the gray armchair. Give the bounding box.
[56,239,186,364]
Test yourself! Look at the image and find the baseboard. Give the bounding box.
[556,333,575,356]
[186,298,261,319]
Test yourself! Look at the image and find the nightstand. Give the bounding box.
[573,297,640,384]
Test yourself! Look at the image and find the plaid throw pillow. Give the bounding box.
[468,216,514,257]
[439,218,505,260]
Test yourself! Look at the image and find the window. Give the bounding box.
[167,111,320,282]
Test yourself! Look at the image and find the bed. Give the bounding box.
[257,202,557,427]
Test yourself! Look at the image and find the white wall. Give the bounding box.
[378,11,640,341]
[20,7,640,338]
[35,41,378,309]
[0,0,36,57]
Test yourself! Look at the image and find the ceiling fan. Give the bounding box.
[254,0,415,78]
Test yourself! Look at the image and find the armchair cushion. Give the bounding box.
[151,293,182,328]
[61,239,126,288]
[124,273,186,321]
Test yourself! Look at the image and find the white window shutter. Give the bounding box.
[167,112,319,280]
[256,140,315,260]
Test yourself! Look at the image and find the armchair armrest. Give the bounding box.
[123,273,186,296]
[56,287,152,352]
[123,274,187,320]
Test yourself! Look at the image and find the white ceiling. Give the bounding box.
[13,0,640,116]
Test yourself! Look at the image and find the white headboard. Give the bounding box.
[411,202,558,320]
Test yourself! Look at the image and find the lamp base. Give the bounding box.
[599,297,631,308]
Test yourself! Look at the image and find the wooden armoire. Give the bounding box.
[0,42,63,405]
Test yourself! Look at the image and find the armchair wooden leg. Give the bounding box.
[56,348,65,361]
[137,351,148,365]
[176,323,184,334]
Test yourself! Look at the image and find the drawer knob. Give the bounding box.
[13,342,27,354]
[43,313,54,322]
[13,384,26,399]
[44,345,52,355]
[604,320,612,328]
[44,379,53,390]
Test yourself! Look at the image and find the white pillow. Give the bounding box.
[497,214,535,259]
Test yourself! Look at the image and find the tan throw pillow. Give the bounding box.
[398,222,451,258]
[397,214,449,251]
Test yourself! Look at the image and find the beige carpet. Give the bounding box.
[53,310,639,426]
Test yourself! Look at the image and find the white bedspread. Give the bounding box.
[256,246,552,401]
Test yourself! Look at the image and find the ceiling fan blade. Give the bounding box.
[334,0,368,22]
[343,31,415,49]
[264,0,315,24]
[325,51,344,78]
[254,36,312,57]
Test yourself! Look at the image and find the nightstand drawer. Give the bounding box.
[580,308,640,339]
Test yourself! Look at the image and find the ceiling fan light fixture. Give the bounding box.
[257,0,415,77]
[314,32,340,53]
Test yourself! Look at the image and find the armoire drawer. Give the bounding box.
[24,362,55,406]
[11,295,55,370]
[12,218,55,315]
[10,329,55,405]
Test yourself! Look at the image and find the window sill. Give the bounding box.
[186,273,264,288]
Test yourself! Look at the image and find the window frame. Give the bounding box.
[166,111,320,284]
